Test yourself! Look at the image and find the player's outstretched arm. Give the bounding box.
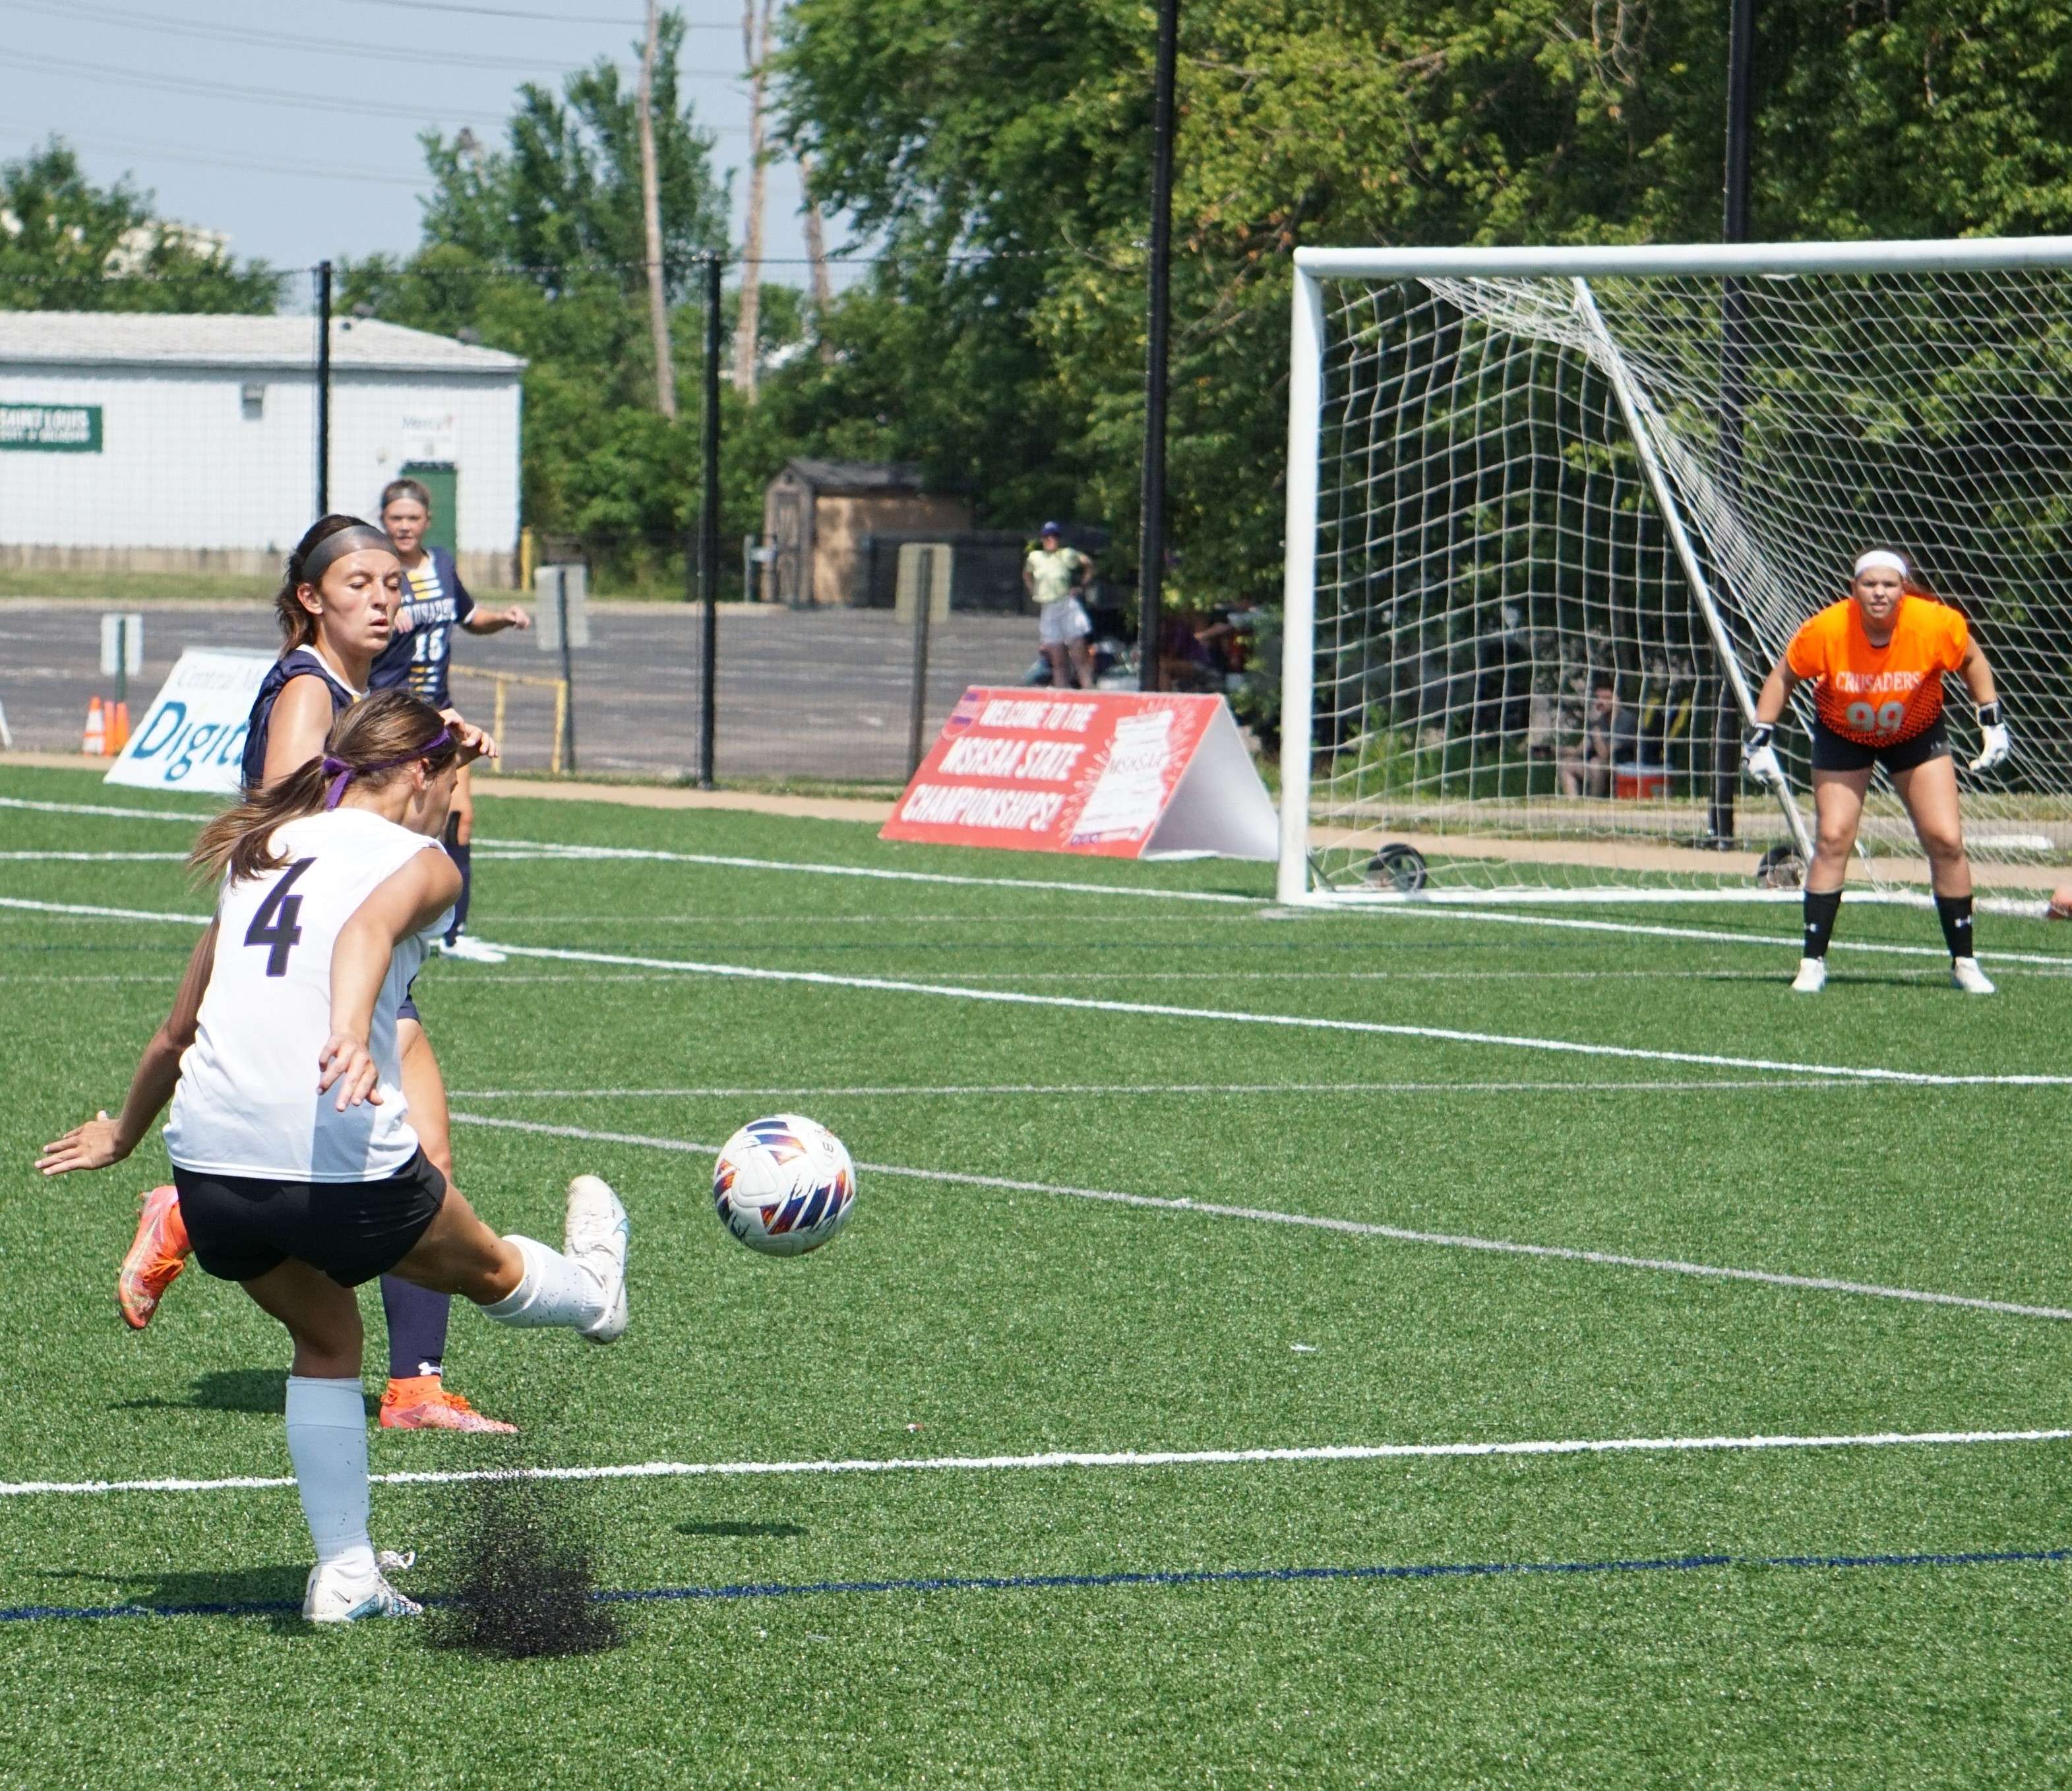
[320,852,464,1111]
[1742,659,1799,784]
[463,605,529,635]
[37,921,218,1176]
[1959,640,2011,771]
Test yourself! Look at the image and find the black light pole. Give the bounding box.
[315,259,333,514]
[1708,0,1755,845]
[698,251,722,787]
[1136,0,1179,692]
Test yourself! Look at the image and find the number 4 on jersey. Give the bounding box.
[245,857,315,977]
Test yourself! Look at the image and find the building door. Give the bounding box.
[400,462,458,554]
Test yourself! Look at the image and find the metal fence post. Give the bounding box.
[557,570,578,774]
[698,251,721,788]
[315,260,332,515]
[907,546,936,777]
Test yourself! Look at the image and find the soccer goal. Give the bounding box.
[1278,236,2072,905]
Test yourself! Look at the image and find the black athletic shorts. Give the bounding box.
[172,1148,447,1287]
[1810,715,1951,774]
[398,974,420,1027]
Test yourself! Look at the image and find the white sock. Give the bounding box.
[284,1376,377,1580]
[479,1234,606,1331]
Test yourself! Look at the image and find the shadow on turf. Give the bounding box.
[112,1368,382,1419]
[40,1565,311,1632]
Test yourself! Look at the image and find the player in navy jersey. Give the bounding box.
[41,692,628,1622]
[369,478,530,965]
[108,514,518,1436]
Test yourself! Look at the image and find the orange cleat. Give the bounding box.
[379,1376,518,1434]
[117,1184,191,1330]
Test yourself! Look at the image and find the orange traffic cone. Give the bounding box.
[82,696,107,756]
[109,700,131,754]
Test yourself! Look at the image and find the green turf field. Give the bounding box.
[2,762,2069,1786]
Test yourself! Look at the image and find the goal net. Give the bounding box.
[1278,238,2072,905]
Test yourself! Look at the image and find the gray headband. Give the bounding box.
[297,524,395,588]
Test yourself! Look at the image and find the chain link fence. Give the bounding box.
[0,262,1082,785]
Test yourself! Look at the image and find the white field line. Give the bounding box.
[0,851,187,862]
[7,892,2068,1087]
[451,1079,1862,1099]
[448,1112,2072,1323]
[7,1426,2069,1499]
[479,940,2072,1088]
[15,791,2072,965]
[0,796,212,824]
[0,896,208,925]
[5,891,2063,1087]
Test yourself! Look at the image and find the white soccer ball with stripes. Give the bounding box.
[712,1114,858,1257]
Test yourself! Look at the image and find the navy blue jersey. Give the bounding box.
[368,547,475,709]
[240,648,358,794]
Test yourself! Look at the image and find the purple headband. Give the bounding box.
[322,727,454,810]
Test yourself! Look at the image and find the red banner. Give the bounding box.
[881,687,1279,861]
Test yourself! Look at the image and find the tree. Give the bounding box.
[0,139,278,312]
[773,0,2072,607]
[341,14,731,572]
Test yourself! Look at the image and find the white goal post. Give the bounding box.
[1279,235,2072,905]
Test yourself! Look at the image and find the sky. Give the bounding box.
[1,0,841,280]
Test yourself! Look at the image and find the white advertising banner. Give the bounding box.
[102,648,272,796]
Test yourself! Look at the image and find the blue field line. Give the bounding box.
[6,1545,2065,1626]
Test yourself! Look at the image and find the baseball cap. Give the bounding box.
[1039,520,1064,535]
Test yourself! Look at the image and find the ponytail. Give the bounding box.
[191,690,460,884]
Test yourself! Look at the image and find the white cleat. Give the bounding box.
[1951,956,1996,995]
[303,1563,423,1623]
[564,1174,629,1344]
[439,932,508,965]
[1790,956,1827,994]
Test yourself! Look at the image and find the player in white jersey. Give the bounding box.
[38,692,630,1623]
[117,514,516,1437]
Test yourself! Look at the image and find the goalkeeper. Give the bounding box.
[1742,548,2007,995]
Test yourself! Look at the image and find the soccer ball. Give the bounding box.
[711,1114,857,1257]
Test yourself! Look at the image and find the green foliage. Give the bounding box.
[0,140,278,313]
[336,16,739,578]
[776,0,2072,605]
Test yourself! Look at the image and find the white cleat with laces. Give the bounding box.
[303,1562,422,1623]
[564,1174,630,1343]
[1950,956,1996,995]
[1790,956,1827,994]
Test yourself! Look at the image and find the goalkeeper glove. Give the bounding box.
[1970,702,2011,772]
[1742,723,1783,785]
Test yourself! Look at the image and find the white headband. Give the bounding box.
[1853,549,1909,580]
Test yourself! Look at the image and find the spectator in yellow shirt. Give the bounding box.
[1023,522,1095,689]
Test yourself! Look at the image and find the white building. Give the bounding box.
[0,313,525,588]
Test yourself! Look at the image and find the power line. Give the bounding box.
[0,46,752,131]
[5,124,429,189]
[0,0,747,78]
[0,47,509,123]
[324,0,731,23]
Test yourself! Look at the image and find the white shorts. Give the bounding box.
[1038,597,1091,648]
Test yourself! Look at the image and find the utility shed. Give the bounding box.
[0,312,525,589]
[761,458,971,605]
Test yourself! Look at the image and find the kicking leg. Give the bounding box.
[241,1261,417,1622]
[391,1173,628,1345]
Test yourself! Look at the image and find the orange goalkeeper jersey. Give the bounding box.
[1784,595,1969,746]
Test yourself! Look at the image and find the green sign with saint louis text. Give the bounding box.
[0,404,102,452]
